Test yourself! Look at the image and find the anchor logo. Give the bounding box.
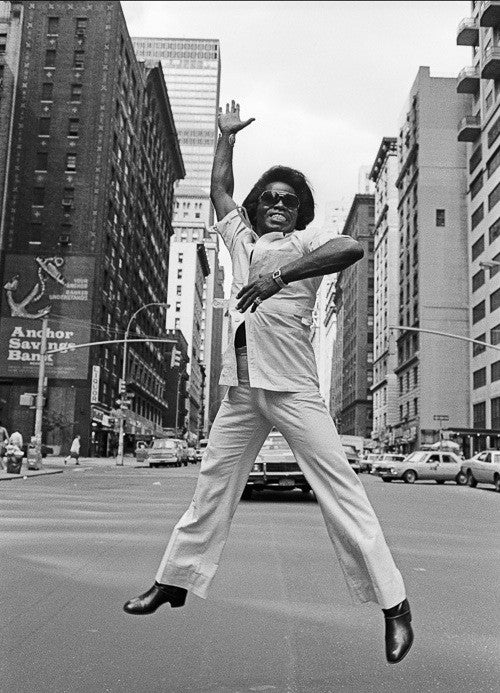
[3,257,66,319]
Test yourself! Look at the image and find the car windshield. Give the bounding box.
[262,437,290,451]
[381,454,405,462]
[405,451,428,464]
[343,445,358,454]
[153,440,177,449]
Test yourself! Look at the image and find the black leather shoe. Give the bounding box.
[383,598,414,663]
[123,582,187,615]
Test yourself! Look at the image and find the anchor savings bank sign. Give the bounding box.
[0,255,95,379]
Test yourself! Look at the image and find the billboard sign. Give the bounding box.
[0,254,95,379]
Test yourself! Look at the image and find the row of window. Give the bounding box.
[41,82,82,102]
[473,397,500,429]
[473,359,500,388]
[35,152,77,171]
[472,288,500,323]
[399,399,418,420]
[46,17,88,35]
[471,216,500,259]
[473,324,500,356]
[44,49,86,70]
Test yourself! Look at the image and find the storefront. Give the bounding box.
[443,427,500,458]
[91,406,115,457]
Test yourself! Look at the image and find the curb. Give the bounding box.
[0,468,64,481]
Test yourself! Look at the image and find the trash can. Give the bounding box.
[5,453,23,474]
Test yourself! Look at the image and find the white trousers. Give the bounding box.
[156,350,406,609]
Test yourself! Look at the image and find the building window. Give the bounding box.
[469,145,482,174]
[413,398,418,415]
[38,118,50,136]
[473,401,486,428]
[35,152,48,171]
[68,118,79,137]
[491,397,500,429]
[73,51,84,69]
[472,235,485,260]
[0,33,6,54]
[471,203,484,230]
[175,302,181,312]
[41,82,53,101]
[70,84,82,102]
[487,145,500,178]
[491,287,500,313]
[489,218,500,245]
[33,188,45,206]
[492,360,500,382]
[44,50,56,68]
[177,269,182,279]
[489,181,500,212]
[491,324,500,345]
[47,17,59,35]
[473,367,486,389]
[436,209,446,227]
[472,300,485,324]
[66,154,76,171]
[470,172,484,200]
[76,18,88,33]
[473,333,487,355]
[472,269,485,292]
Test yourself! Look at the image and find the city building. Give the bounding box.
[394,66,470,452]
[369,137,400,450]
[0,1,23,250]
[456,0,500,452]
[166,230,210,437]
[0,2,184,455]
[132,36,224,435]
[329,278,344,425]
[336,194,375,437]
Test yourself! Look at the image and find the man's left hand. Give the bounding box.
[236,274,281,313]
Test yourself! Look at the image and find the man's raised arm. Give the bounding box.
[210,100,255,222]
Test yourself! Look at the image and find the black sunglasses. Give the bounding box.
[259,190,300,210]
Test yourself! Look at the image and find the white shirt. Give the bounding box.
[215,208,334,391]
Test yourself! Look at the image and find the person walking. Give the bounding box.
[65,435,81,465]
[124,102,413,664]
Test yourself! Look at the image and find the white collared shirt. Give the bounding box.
[214,208,335,391]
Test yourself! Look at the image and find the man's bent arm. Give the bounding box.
[280,236,364,284]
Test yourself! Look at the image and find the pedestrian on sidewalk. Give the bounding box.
[65,435,80,465]
[124,102,413,664]
[0,421,9,471]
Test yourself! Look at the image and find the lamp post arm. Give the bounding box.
[389,325,500,352]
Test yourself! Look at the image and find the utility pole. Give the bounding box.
[33,317,48,468]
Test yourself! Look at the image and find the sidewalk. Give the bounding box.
[0,454,144,481]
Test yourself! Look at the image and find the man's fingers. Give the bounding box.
[225,102,230,113]
[241,118,255,128]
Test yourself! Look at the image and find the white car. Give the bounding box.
[370,453,406,476]
[460,450,500,492]
[378,450,467,485]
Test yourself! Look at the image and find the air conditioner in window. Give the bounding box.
[58,234,71,245]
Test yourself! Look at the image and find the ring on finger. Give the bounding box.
[254,297,262,305]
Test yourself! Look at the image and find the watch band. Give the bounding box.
[272,268,288,289]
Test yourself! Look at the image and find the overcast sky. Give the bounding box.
[121,0,471,289]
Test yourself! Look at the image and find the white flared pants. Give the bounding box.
[156,350,406,609]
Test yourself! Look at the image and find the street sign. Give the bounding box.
[433,415,449,421]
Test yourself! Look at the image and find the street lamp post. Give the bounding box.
[116,302,169,466]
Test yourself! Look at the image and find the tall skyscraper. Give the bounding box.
[132,36,225,435]
[337,195,375,438]
[369,137,400,451]
[394,66,469,452]
[0,2,184,455]
[456,1,500,453]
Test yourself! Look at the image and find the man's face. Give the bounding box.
[255,182,299,236]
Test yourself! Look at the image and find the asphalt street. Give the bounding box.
[1,461,499,693]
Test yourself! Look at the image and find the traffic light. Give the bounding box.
[170,346,182,368]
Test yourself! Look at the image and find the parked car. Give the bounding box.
[378,450,467,485]
[146,438,186,468]
[243,430,312,499]
[342,444,361,473]
[460,450,500,492]
[370,453,407,476]
[359,452,382,473]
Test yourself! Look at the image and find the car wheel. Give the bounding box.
[403,470,417,484]
[467,471,477,488]
[456,473,467,485]
[241,487,253,501]
[382,478,392,483]
[494,476,500,493]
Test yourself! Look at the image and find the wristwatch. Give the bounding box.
[272,268,288,289]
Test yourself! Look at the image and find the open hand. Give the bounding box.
[236,273,281,313]
[218,100,255,135]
